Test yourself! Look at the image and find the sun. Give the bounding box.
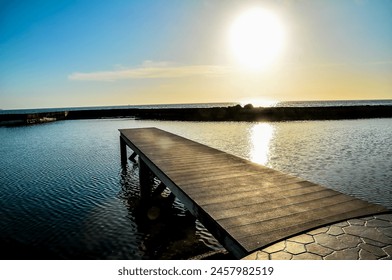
[229,8,286,70]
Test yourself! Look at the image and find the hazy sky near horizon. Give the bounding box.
[1,0,391,109]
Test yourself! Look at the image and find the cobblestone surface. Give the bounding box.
[242,214,392,260]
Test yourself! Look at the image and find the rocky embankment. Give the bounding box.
[1,105,392,126]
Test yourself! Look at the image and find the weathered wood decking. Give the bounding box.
[119,127,388,259]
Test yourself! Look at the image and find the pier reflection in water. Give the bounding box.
[118,160,224,259]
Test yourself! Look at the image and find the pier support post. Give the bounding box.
[120,136,127,166]
[139,158,153,202]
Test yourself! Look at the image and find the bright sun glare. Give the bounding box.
[229,8,286,70]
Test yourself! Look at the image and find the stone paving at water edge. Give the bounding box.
[243,214,392,260]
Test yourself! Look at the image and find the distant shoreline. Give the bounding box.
[1,104,392,126]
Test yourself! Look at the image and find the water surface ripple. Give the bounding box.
[0,118,391,259]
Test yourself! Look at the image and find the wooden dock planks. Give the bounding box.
[119,127,388,258]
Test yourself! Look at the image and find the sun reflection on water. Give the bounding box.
[250,123,275,165]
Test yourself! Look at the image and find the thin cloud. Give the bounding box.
[365,60,392,65]
[293,60,392,70]
[68,61,232,82]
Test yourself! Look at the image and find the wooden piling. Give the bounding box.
[120,136,127,166]
[139,158,153,202]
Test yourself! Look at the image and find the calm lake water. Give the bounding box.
[1,118,391,259]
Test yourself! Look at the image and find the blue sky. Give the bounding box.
[1,0,391,109]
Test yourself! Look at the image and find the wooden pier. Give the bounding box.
[119,127,388,259]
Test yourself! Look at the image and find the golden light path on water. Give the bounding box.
[250,123,275,165]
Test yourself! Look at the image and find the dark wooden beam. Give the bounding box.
[139,158,153,202]
[120,136,127,167]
